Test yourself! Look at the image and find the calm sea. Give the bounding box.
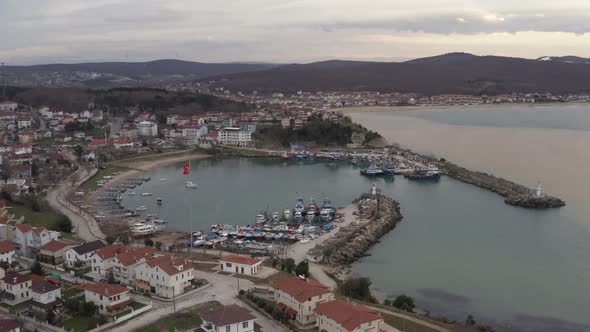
[121,104,590,331]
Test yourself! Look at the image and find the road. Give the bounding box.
[369,306,451,332]
[110,270,288,332]
[46,166,106,241]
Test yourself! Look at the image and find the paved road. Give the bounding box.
[46,167,106,241]
[111,270,288,332]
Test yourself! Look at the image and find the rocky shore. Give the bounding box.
[440,162,566,209]
[310,193,403,275]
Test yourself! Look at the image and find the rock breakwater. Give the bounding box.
[311,193,403,269]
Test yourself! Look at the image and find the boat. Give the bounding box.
[320,198,335,221]
[382,164,396,176]
[255,211,267,224]
[394,164,414,175]
[156,197,163,204]
[127,191,136,196]
[160,178,167,181]
[272,211,280,221]
[130,223,155,236]
[360,165,384,176]
[135,206,148,211]
[141,193,153,196]
[307,199,320,216]
[404,168,441,180]
[283,209,292,220]
[281,152,291,160]
[294,197,306,214]
[152,218,168,224]
[185,181,199,188]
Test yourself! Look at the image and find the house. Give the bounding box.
[180,124,208,138]
[272,276,334,328]
[200,304,256,332]
[14,224,60,257]
[64,240,106,268]
[111,247,156,286]
[16,118,32,129]
[137,121,158,137]
[30,276,63,323]
[89,243,128,278]
[79,282,132,315]
[281,118,292,128]
[314,300,382,332]
[0,319,20,332]
[113,138,142,150]
[135,255,194,298]
[218,127,251,147]
[0,240,18,265]
[1,272,32,306]
[219,255,263,275]
[238,122,257,134]
[38,240,80,265]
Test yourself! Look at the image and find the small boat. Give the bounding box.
[272,211,280,221]
[153,218,168,224]
[404,168,441,180]
[320,198,335,221]
[294,197,306,214]
[185,181,198,188]
[283,209,292,220]
[256,211,267,224]
[130,223,155,236]
[127,191,136,196]
[160,179,167,181]
[360,165,384,176]
[307,199,320,216]
[281,152,291,160]
[136,206,148,211]
[141,193,153,196]
[156,197,163,204]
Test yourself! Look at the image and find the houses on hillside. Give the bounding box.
[200,304,257,332]
[14,224,60,257]
[135,254,194,298]
[78,282,132,315]
[64,240,106,268]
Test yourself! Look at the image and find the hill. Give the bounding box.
[3,60,279,88]
[206,53,590,95]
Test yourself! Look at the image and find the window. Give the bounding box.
[226,262,232,267]
[243,321,249,328]
[226,326,231,332]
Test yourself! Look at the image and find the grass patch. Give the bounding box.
[130,301,147,310]
[382,313,448,332]
[80,166,126,191]
[63,316,96,332]
[363,302,456,330]
[63,287,83,299]
[135,301,220,332]
[8,202,62,229]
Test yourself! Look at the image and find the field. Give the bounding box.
[8,202,63,229]
[136,301,220,332]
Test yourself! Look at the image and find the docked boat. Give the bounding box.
[307,199,320,216]
[141,193,153,196]
[294,197,306,214]
[320,198,336,221]
[405,168,441,180]
[130,223,155,236]
[127,191,136,196]
[382,164,396,176]
[255,211,267,224]
[394,164,415,175]
[185,181,198,188]
[272,211,280,222]
[281,152,291,160]
[283,209,292,220]
[136,206,148,211]
[360,165,384,176]
[156,197,163,204]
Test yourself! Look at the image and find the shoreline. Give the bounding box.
[334,101,589,114]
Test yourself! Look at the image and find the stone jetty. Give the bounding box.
[440,162,565,209]
[311,193,403,270]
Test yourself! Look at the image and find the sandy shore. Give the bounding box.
[334,101,589,114]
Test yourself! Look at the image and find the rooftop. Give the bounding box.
[271,276,332,302]
[220,255,262,266]
[199,304,256,327]
[0,240,18,254]
[3,272,31,285]
[145,254,192,276]
[314,300,381,331]
[40,240,80,253]
[78,282,128,297]
[72,240,106,255]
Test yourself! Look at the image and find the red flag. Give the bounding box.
[183,162,190,175]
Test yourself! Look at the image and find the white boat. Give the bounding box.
[127,191,136,196]
[272,211,280,221]
[185,181,198,188]
[130,223,155,236]
[283,209,292,220]
[141,193,153,196]
[136,206,148,211]
[153,218,168,224]
[256,212,267,224]
[160,178,167,181]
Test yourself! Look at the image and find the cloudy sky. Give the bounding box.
[2,0,590,65]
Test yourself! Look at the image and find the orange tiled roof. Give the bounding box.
[0,240,18,254]
[78,282,128,297]
[145,255,192,276]
[40,240,80,253]
[314,300,381,331]
[220,255,262,266]
[271,276,332,302]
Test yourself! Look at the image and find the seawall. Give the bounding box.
[311,193,403,270]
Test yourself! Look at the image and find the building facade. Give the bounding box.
[219,255,263,275]
[135,255,194,298]
[218,127,251,147]
[272,277,334,328]
[314,300,382,332]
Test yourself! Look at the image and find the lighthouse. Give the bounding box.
[371,183,377,198]
[535,181,543,198]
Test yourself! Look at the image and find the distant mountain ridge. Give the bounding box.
[207,53,590,95]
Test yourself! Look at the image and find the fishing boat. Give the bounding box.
[394,163,414,175]
[294,197,306,214]
[272,211,280,222]
[255,211,267,224]
[185,181,198,188]
[283,209,292,220]
[127,191,136,196]
[405,168,441,180]
[382,164,396,176]
[135,206,148,211]
[156,197,163,204]
[360,165,384,176]
[320,198,335,221]
[307,199,320,216]
[130,223,155,236]
[141,193,153,196]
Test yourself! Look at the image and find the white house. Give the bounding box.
[200,304,256,332]
[1,272,32,306]
[137,121,158,137]
[65,240,106,268]
[13,224,60,257]
[16,118,32,129]
[314,300,382,332]
[0,240,18,265]
[110,247,155,286]
[218,127,251,147]
[80,282,132,315]
[272,276,334,329]
[38,240,80,265]
[90,244,126,277]
[180,124,208,138]
[219,255,263,275]
[0,102,18,111]
[30,277,63,321]
[135,255,194,298]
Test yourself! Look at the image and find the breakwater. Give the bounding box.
[440,162,565,209]
[311,193,403,270]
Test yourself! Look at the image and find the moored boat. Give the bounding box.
[130,222,155,236]
[360,165,384,176]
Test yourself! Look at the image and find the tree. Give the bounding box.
[52,214,73,233]
[107,271,116,284]
[282,258,296,274]
[154,241,162,250]
[383,299,392,306]
[31,160,40,178]
[81,301,98,316]
[295,261,310,278]
[31,199,41,212]
[144,238,154,247]
[338,277,374,302]
[106,236,116,244]
[392,294,415,312]
[31,260,46,276]
[73,145,85,159]
[466,314,477,326]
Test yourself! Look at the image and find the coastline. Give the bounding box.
[334,101,589,114]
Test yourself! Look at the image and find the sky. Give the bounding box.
[2,0,590,65]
